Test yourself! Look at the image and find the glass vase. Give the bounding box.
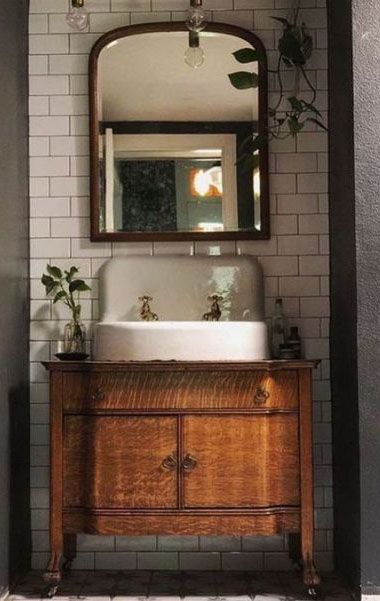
[63,320,86,354]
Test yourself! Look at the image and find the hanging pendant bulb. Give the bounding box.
[184,31,205,69]
[66,0,89,31]
[186,0,207,32]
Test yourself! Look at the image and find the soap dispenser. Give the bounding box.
[271,297,286,359]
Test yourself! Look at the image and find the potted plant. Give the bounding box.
[228,2,327,167]
[41,265,91,359]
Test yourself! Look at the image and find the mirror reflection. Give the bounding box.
[91,24,269,240]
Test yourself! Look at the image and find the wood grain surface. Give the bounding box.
[63,370,298,411]
[182,414,299,508]
[63,415,178,509]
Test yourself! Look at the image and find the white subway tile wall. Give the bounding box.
[29,0,331,571]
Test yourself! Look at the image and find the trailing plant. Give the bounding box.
[228,2,327,161]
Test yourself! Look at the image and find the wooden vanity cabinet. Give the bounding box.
[42,361,320,592]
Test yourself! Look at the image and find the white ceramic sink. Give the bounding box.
[93,321,269,362]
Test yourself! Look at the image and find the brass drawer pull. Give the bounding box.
[91,388,105,402]
[161,454,177,471]
[254,387,270,404]
[182,454,198,471]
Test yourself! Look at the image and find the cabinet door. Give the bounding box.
[182,415,299,508]
[64,416,178,509]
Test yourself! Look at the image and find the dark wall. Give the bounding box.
[0,0,30,594]
[329,0,380,593]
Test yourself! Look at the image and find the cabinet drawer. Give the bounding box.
[63,369,298,411]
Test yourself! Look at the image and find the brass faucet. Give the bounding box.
[139,295,159,321]
[202,294,223,321]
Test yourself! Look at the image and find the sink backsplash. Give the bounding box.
[99,255,265,322]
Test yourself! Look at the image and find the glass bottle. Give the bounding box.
[287,326,302,359]
[64,319,86,354]
[271,298,286,359]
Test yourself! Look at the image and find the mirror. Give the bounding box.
[90,22,269,241]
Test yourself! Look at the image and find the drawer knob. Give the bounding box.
[91,388,105,402]
[182,454,198,471]
[161,454,177,471]
[254,387,270,404]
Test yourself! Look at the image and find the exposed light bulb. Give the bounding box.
[186,0,207,32]
[66,0,89,31]
[184,45,205,68]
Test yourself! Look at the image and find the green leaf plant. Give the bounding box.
[228,1,327,157]
[41,264,91,324]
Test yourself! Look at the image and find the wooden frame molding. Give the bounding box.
[89,22,270,242]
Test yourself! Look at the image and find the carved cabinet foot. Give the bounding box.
[303,556,322,598]
[42,552,62,597]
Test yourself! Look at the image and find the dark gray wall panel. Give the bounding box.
[0,0,30,594]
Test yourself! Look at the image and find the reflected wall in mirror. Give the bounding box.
[90,23,269,241]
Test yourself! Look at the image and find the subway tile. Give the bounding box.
[137,552,179,570]
[30,382,49,404]
[51,217,90,237]
[112,242,153,256]
[259,256,298,276]
[31,197,70,217]
[31,487,50,509]
[29,14,49,33]
[29,137,50,156]
[30,218,51,239]
[52,258,92,277]
[298,214,329,234]
[221,552,264,570]
[271,215,298,235]
[301,296,329,317]
[72,553,95,570]
[71,238,112,258]
[297,173,328,194]
[29,96,49,116]
[116,536,157,551]
[152,0,188,9]
[50,95,89,115]
[237,239,277,256]
[29,56,49,75]
[299,255,329,275]
[49,54,88,74]
[70,74,88,94]
[70,156,90,176]
[242,535,283,551]
[30,424,49,446]
[277,193,319,214]
[90,12,130,31]
[31,445,50,467]
[30,340,50,361]
[194,241,235,256]
[212,11,254,28]
[303,337,329,359]
[50,135,89,156]
[32,531,50,552]
[30,75,69,95]
[30,34,68,54]
[263,552,293,571]
[279,276,320,297]
[200,536,240,552]
[30,237,70,258]
[77,534,115,552]
[95,552,136,569]
[50,176,89,196]
[179,552,220,571]
[158,536,198,551]
[69,33,101,54]
[278,235,319,255]
[30,0,69,12]
[71,196,90,217]
[297,132,328,152]
[276,152,317,173]
[111,0,151,11]
[52,299,92,320]
[31,404,50,424]
[48,13,73,33]
[30,156,70,177]
[70,115,89,135]
[30,116,69,136]
[269,173,297,194]
[131,11,171,24]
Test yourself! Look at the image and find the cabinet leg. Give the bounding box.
[63,534,77,573]
[43,551,62,597]
[302,554,321,589]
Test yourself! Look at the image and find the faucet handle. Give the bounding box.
[207,294,223,302]
[139,295,153,302]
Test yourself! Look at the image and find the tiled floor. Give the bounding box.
[11,571,352,601]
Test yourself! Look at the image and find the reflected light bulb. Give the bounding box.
[66,1,89,31]
[184,45,205,69]
[186,4,207,32]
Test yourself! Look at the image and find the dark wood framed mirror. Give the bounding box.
[89,22,269,241]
